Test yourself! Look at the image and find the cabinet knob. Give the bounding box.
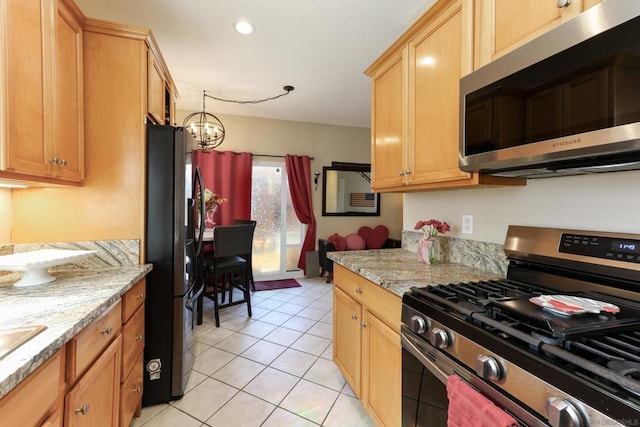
[101,326,113,335]
[556,0,570,8]
[59,159,67,166]
[75,403,90,415]
[360,321,367,328]
[48,157,58,164]
[135,334,144,341]
[399,170,405,176]
[355,288,363,294]
[138,293,145,300]
[133,386,142,393]
[405,169,412,175]
[351,313,358,320]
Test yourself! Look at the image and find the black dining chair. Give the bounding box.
[197,223,255,327]
[233,219,257,291]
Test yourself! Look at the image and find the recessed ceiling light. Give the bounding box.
[234,21,255,35]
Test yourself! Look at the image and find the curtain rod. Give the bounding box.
[252,154,315,160]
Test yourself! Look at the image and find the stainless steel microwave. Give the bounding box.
[459,0,640,178]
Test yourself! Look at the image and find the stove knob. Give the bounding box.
[409,315,427,334]
[546,398,585,427]
[429,327,449,349]
[475,355,502,381]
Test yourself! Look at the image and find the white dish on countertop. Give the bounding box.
[0,249,97,287]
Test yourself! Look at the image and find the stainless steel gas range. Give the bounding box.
[401,226,640,427]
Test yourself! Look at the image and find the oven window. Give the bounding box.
[402,348,448,427]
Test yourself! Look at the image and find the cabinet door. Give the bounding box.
[475,0,584,67]
[370,49,406,190]
[362,310,401,427]
[53,0,83,182]
[333,287,362,396]
[409,2,470,184]
[2,0,53,177]
[147,50,165,124]
[65,335,122,427]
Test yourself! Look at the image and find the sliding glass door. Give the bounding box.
[251,159,304,280]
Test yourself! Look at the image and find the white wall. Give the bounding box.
[178,111,404,241]
[404,170,640,244]
[0,188,10,243]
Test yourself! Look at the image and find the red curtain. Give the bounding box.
[193,150,252,225]
[286,155,316,273]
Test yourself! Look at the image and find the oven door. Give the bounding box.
[401,326,546,427]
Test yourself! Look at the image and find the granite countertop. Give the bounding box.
[0,265,152,397]
[328,248,503,297]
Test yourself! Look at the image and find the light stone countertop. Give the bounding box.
[328,248,504,297]
[0,265,152,397]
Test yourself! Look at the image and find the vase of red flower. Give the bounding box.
[415,219,450,264]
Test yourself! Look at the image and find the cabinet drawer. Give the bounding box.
[122,278,145,323]
[67,300,122,383]
[121,304,144,381]
[0,348,65,427]
[65,335,121,427]
[120,351,143,427]
[334,265,401,331]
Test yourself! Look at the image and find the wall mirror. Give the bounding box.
[322,163,380,216]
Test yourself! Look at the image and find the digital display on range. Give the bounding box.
[612,240,640,254]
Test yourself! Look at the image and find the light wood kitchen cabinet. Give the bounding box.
[366,0,525,192]
[333,264,402,427]
[120,279,146,427]
[147,49,166,124]
[474,0,602,68]
[0,348,65,426]
[64,335,121,427]
[0,0,84,184]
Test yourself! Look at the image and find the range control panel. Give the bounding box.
[559,233,640,263]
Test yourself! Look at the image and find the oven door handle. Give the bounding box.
[401,331,449,384]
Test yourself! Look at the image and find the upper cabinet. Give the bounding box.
[366,0,525,192]
[474,0,602,69]
[147,43,175,125]
[0,0,84,184]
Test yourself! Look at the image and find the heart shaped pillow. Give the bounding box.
[358,225,389,249]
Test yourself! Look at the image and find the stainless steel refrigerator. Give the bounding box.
[143,123,204,406]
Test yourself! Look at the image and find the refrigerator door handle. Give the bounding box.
[186,284,204,309]
[193,167,206,257]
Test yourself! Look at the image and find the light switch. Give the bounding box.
[462,215,473,234]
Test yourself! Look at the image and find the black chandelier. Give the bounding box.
[183,86,295,151]
[183,90,225,151]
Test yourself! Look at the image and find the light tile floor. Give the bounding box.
[131,277,374,427]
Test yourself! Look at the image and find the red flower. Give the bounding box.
[415,218,450,237]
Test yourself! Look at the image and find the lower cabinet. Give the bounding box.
[333,264,402,427]
[64,336,122,427]
[0,279,147,427]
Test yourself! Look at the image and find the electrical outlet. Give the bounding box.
[462,215,473,234]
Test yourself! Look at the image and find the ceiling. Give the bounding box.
[74,0,433,128]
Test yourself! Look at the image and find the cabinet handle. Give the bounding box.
[351,314,358,320]
[101,326,113,335]
[360,322,367,328]
[135,334,144,341]
[133,386,142,393]
[556,0,570,7]
[75,403,90,415]
[355,288,362,294]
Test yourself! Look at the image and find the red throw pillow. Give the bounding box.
[327,233,347,251]
[358,225,389,249]
[345,233,366,250]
